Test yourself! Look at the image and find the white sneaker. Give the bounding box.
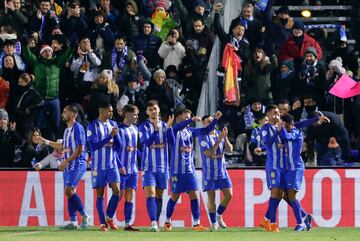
[81,214,90,229]
[211,223,219,231]
[150,223,160,232]
[217,215,227,228]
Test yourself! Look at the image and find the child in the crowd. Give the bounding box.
[248,114,268,166]
[319,137,343,166]
[34,139,64,170]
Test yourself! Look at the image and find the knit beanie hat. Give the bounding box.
[304,47,317,58]
[39,45,53,55]
[156,0,167,10]
[193,0,205,8]
[293,21,304,31]
[281,60,294,71]
[328,57,346,74]
[101,69,113,81]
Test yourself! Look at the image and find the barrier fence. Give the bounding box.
[0,168,359,227]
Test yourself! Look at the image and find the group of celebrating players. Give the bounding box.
[34,100,329,232]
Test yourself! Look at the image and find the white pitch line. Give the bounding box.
[2,228,58,237]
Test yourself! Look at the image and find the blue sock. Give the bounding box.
[124,201,133,224]
[68,194,85,216]
[146,197,157,221]
[191,199,200,223]
[216,205,226,215]
[156,198,163,221]
[265,208,270,220]
[96,197,106,224]
[300,207,307,218]
[166,198,177,220]
[68,201,77,222]
[268,197,280,223]
[291,200,303,225]
[209,212,216,224]
[106,195,119,219]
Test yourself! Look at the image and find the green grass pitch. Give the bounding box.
[1,227,360,241]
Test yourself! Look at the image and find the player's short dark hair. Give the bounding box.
[147,100,159,108]
[265,104,278,114]
[98,101,112,109]
[201,115,211,121]
[282,113,294,124]
[123,104,139,114]
[255,113,267,124]
[115,35,127,42]
[66,104,78,114]
[278,98,289,105]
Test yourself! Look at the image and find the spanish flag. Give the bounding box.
[222,43,241,106]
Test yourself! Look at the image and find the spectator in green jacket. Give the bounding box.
[22,43,72,140]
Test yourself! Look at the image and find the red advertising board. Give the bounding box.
[0,169,359,227]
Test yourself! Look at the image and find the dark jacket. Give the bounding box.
[27,11,59,43]
[19,144,49,167]
[86,87,119,122]
[146,82,175,116]
[133,32,162,69]
[0,128,22,167]
[60,13,89,40]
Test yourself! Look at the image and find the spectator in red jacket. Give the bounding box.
[278,21,323,64]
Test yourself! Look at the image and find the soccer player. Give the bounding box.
[34,104,89,229]
[138,100,172,231]
[260,104,284,232]
[198,115,233,230]
[280,113,329,231]
[117,104,141,231]
[164,105,222,231]
[87,102,121,231]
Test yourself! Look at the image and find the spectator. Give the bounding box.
[70,36,102,102]
[307,110,352,163]
[19,127,49,168]
[12,73,43,139]
[89,10,115,58]
[0,109,22,167]
[244,46,277,105]
[27,0,60,44]
[248,114,268,166]
[263,5,294,56]
[0,39,26,74]
[165,65,183,104]
[122,72,147,121]
[295,47,326,108]
[22,42,73,139]
[0,0,28,36]
[150,0,177,41]
[279,21,323,64]
[278,98,291,117]
[133,20,162,70]
[90,0,119,31]
[229,3,265,50]
[319,137,344,166]
[146,69,175,118]
[272,60,296,103]
[85,69,119,121]
[174,0,215,38]
[102,35,136,86]
[158,28,186,70]
[0,75,9,109]
[60,0,89,41]
[118,0,144,44]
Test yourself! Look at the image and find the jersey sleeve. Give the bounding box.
[74,123,86,146]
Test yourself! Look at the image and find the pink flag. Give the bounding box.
[329,74,360,98]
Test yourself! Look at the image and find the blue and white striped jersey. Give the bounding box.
[87,119,120,171]
[279,127,305,171]
[261,123,284,169]
[168,119,218,175]
[117,123,138,174]
[138,119,169,173]
[63,122,87,171]
[198,130,228,180]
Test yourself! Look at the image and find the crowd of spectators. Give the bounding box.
[0,0,359,168]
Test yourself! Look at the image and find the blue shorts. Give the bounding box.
[63,163,87,188]
[285,169,304,191]
[266,167,286,190]
[142,171,168,190]
[203,176,233,192]
[170,172,199,194]
[91,168,120,189]
[120,173,138,190]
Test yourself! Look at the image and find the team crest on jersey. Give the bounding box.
[172,176,178,182]
[200,141,207,147]
[92,170,97,176]
[87,130,92,137]
[262,130,267,137]
[270,172,275,178]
